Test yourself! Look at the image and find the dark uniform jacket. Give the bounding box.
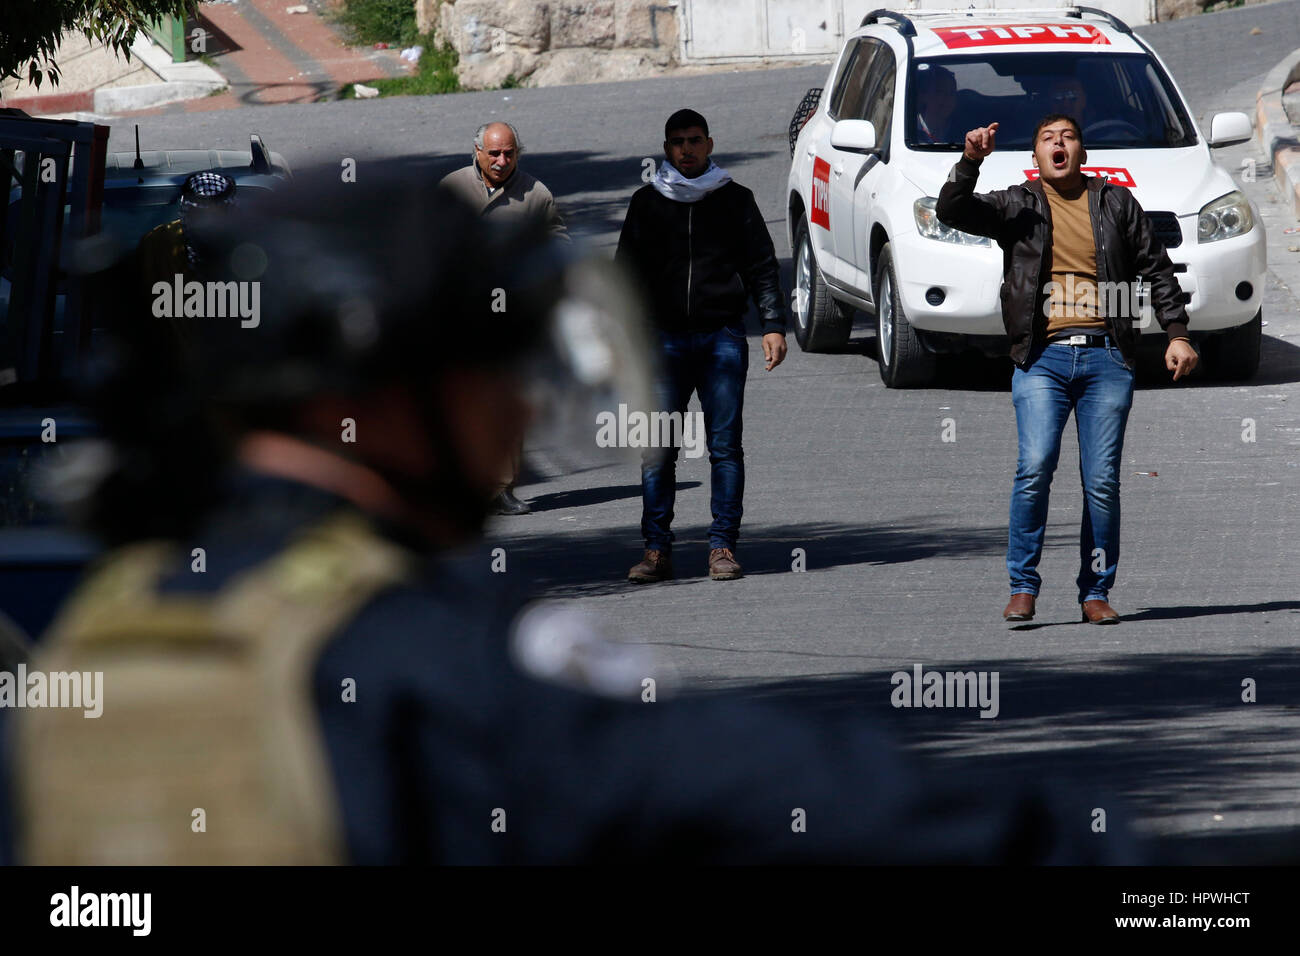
[936,154,1189,368]
[2,473,1134,864]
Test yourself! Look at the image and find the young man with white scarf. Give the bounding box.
[616,109,788,583]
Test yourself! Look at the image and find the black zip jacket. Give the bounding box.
[936,154,1189,368]
[616,180,788,335]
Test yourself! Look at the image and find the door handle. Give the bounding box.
[833,162,845,176]
[805,145,815,157]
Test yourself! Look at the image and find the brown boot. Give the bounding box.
[1081,599,1121,624]
[708,548,743,581]
[628,549,673,583]
[1003,593,1036,621]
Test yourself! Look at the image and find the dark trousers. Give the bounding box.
[641,321,748,552]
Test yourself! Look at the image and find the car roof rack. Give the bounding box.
[861,6,1132,35]
[1071,5,1133,34]
[861,9,916,36]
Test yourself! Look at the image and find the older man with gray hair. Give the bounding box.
[439,122,569,516]
[440,122,569,240]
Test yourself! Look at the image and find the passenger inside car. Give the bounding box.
[915,65,959,144]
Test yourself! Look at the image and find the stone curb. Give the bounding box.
[1256,46,1300,220]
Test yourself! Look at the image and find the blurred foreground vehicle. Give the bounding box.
[0,109,289,641]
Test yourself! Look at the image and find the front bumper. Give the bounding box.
[892,218,1266,337]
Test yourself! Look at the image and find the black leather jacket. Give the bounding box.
[616,180,788,335]
[936,155,1189,368]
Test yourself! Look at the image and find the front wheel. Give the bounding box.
[791,215,853,353]
[874,243,936,388]
[1204,310,1261,381]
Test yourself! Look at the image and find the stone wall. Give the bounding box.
[420,0,1273,89]
[429,0,680,89]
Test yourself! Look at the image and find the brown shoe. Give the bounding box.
[1003,593,1036,621]
[708,548,743,581]
[1081,599,1121,624]
[628,549,673,583]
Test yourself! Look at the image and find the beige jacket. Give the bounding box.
[439,162,569,241]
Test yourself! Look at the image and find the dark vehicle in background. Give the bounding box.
[1,111,290,643]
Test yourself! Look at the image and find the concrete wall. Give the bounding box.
[681,0,1157,61]
[0,31,160,100]
[423,0,1276,87]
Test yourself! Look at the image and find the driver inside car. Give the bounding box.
[1043,75,1122,139]
[915,65,959,144]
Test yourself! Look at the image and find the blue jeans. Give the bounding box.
[641,321,748,552]
[1008,339,1135,603]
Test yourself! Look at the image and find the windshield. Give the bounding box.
[907,52,1198,150]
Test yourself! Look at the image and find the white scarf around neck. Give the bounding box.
[652,160,732,203]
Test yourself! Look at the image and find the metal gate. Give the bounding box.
[679,1,1156,62]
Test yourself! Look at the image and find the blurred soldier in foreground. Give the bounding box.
[1,167,1131,864]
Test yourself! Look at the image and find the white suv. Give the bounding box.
[786,6,1265,387]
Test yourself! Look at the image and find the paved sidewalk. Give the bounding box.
[183,0,406,112]
[1257,46,1300,219]
[75,0,411,118]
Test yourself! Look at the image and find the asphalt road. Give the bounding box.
[107,2,1300,854]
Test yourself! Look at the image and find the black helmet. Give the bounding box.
[187,162,562,403]
[74,161,649,544]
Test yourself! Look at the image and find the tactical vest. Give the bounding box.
[14,511,411,864]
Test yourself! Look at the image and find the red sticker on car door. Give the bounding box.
[811,157,831,229]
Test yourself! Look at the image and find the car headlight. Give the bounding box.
[914,197,991,246]
[1197,191,1253,243]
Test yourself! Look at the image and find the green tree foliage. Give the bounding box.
[1,0,200,88]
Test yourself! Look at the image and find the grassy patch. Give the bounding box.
[339,36,460,98]
[333,0,421,46]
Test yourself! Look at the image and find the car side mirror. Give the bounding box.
[1208,112,1251,148]
[830,119,878,154]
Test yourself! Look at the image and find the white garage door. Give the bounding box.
[682,0,842,60]
[680,0,1155,62]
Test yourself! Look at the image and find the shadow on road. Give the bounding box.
[483,518,1010,596]
[808,327,1300,393]
[379,148,777,244]
[1013,600,1300,630]
[523,481,700,512]
[708,649,1300,864]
